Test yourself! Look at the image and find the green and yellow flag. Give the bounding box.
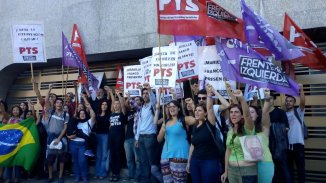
[0,117,40,170]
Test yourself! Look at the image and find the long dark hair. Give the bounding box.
[98,100,110,115]
[167,100,183,119]
[249,105,262,133]
[229,104,244,136]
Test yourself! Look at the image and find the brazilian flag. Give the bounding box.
[0,117,40,170]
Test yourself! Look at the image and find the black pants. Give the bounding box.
[272,155,293,183]
[109,133,123,175]
[288,144,305,183]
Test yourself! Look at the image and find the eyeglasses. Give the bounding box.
[198,97,206,100]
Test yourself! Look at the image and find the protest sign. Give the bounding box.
[78,72,104,101]
[11,23,46,63]
[175,82,184,99]
[198,45,236,97]
[244,84,265,101]
[124,65,144,97]
[156,88,174,106]
[139,56,152,82]
[150,46,178,88]
[175,41,198,82]
[216,38,299,96]
[150,61,177,88]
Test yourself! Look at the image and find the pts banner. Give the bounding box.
[11,23,46,63]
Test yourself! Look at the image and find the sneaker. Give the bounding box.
[58,178,64,183]
[45,178,55,183]
[74,178,82,183]
[98,176,106,180]
[84,150,95,157]
[122,177,130,181]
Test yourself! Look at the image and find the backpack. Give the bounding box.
[293,107,308,139]
[48,110,68,123]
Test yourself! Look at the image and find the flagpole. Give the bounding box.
[188,79,194,100]
[62,65,64,99]
[64,66,70,104]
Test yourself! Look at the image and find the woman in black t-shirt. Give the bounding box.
[187,85,222,183]
[94,100,110,179]
[107,88,126,182]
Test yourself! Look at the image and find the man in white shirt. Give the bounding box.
[135,84,163,183]
[285,84,305,183]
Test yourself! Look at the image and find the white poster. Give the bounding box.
[198,45,236,97]
[78,72,104,101]
[150,46,178,88]
[124,65,144,97]
[156,88,174,106]
[175,41,198,82]
[244,84,265,101]
[139,56,152,83]
[151,45,178,63]
[175,82,184,99]
[150,61,177,88]
[11,23,46,63]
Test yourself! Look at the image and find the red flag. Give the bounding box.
[115,64,124,90]
[71,24,90,83]
[157,0,244,40]
[283,13,326,70]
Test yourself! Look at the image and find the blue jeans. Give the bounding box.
[124,138,138,178]
[95,134,109,177]
[69,140,88,180]
[4,166,20,180]
[134,143,141,181]
[138,134,163,183]
[190,157,222,183]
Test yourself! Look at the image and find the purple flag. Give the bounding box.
[215,38,299,96]
[62,33,79,68]
[241,0,303,60]
[62,33,99,91]
[173,35,206,46]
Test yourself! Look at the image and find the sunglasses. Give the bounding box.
[198,97,207,100]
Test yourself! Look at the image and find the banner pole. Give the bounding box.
[30,63,34,80]
[64,66,70,104]
[62,65,64,99]
[188,79,194,99]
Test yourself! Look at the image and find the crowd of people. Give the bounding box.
[0,78,307,183]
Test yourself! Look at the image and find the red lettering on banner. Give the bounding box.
[126,82,141,89]
[144,76,150,82]
[154,68,172,77]
[32,47,38,54]
[19,47,38,54]
[178,60,196,70]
